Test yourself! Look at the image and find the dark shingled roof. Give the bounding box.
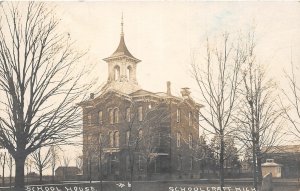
[110,35,137,60]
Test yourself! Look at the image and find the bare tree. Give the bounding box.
[281,57,300,139]
[0,152,6,186]
[6,154,14,189]
[75,155,83,173]
[0,2,91,189]
[50,146,60,183]
[236,60,284,189]
[191,33,245,190]
[31,147,52,183]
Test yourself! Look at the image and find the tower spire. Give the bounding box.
[121,13,124,36]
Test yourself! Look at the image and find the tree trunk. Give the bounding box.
[2,154,5,187]
[219,134,225,191]
[39,168,43,183]
[257,154,263,185]
[15,156,26,190]
[252,141,258,190]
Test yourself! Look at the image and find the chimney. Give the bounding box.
[181,87,191,99]
[167,81,171,96]
[90,93,94,99]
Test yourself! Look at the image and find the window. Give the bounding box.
[177,155,182,170]
[114,108,119,123]
[138,155,143,170]
[138,129,143,141]
[88,114,92,126]
[177,132,181,147]
[190,156,193,170]
[158,133,161,146]
[98,111,103,125]
[189,134,193,149]
[127,66,132,80]
[126,131,130,146]
[109,109,114,124]
[189,112,193,126]
[126,155,130,170]
[99,133,103,144]
[114,131,119,147]
[138,106,143,121]
[114,65,120,81]
[126,107,131,122]
[109,132,113,147]
[176,108,181,123]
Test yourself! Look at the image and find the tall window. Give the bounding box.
[98,111,103,125]
[190,156,193,170]
[127,66,132,80]
[99,133,103,145]
[138,129,143,141]
[109,132,113,147]
[126,107,131,122]
[158,133,161,146]
[138,155,143,170]
[113,108,119,123]
[138,106,143,121]
[176,108,181,123]
[189,134,193,149]
[114,131,119,147]
[114,65,120,81]
[109,109,114,124]
[188,112,192,126]
[177,132,181,147]
[126,131,130,146]
[126,155,130,170]
[88,114,92,126]
[177,155,182,170]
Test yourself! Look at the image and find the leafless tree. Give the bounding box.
[75,155,83,173]
[0,152,6,186]
[0,2,91,189]
[281,57,300,139]
[31,147,52,183]
[236,61,284,189]
[191,33,245,190]
[6,154,14,189]
[119,100,170,191]
[50,146,60,183]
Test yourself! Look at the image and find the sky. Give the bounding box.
[1,1,300,176]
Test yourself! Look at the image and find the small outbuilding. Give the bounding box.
[262,159,283,178]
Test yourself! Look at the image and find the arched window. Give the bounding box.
[189,112,192,126]
[177,155,182,170]
[189,134,193,149]
[114,108,119,123]
[98,111,103,125]
[127,66,132,80]
[109,132,113,147]
[99,133,103,145]
[114,65,120,81]
[87,114,92,126]
[126,107,131,122]
[190,156,193,170]
[114,131,120,147]
[176,108,181,123]
[138,129,143,141]
[138,106,143,121]
[126,131,130,146]
[109,109,114,124]
[177,132,181,147]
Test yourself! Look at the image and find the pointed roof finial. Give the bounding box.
[121,12,124,36]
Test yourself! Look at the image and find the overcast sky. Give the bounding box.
[2,1,300,175]
[54,1,300,97]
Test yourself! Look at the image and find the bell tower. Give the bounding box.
[103,15,141,94]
